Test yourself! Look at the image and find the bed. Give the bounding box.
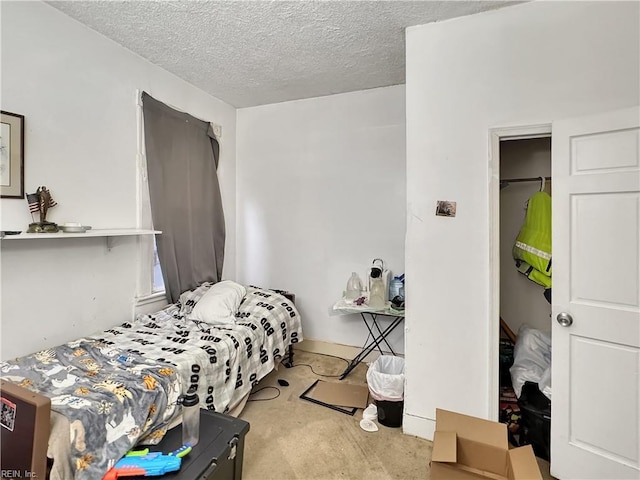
[0,282,302,480]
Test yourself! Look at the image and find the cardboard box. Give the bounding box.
[430,408,542,480]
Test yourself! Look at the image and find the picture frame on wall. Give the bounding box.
[435,200,457,217]
[1,111,25,199]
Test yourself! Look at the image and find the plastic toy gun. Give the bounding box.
[102,446,190,479]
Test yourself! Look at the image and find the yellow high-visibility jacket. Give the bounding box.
[513,191,552,288]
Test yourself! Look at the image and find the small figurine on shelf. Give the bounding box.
[26,186,59,233]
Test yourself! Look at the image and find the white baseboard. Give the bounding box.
[402,412,436,441]
[295,338,402,363]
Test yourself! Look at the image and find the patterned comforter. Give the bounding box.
[0,284,302,480]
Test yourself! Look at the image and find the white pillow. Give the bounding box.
[178,283,213,316]
[189,280,247,324]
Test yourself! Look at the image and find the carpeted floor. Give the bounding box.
[239,349,555,480]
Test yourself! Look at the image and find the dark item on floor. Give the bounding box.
[499,386,522,446]
[125,410,249,480]
[375,399,404,428]
[299,379,369,415]
[277,379,289,387]
[518,381,551,462]
[499,338,515,388]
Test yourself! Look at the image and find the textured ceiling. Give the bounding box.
[47,1,520,108]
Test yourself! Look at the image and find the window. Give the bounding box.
[140,91,225,303]
[152,239,165,293]
[136,89,164,302]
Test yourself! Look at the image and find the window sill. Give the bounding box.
[136,291,167,307]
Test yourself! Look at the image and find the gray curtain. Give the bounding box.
[142,92,225,303]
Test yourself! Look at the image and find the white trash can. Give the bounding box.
[366,355,405,427]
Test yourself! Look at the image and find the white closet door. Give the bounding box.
[551,106,640,479]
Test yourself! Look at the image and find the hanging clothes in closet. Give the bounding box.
[512,178,552,299]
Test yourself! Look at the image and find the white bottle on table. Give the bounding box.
[181,386,200,447]
[369,277,386,309]
[345,272,363,301]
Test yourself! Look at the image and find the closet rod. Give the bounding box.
[501,176,551,183]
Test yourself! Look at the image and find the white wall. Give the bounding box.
[0,1,237,360]
[404,0,639,439]
[500,138,552,336]
[236,86,406,353]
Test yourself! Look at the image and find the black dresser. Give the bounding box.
[129,410,250,480]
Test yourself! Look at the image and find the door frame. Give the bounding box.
[487,123,551,420]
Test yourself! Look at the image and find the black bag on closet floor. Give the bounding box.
[517,381,551,461]
[499,339,514,387]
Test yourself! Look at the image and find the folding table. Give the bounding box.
[331,299,405,380]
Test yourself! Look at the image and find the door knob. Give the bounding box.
[557,312,573,327]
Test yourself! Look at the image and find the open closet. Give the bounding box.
[497,137,552,460]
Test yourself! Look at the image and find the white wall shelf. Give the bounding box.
[1,229,161,250]
[1,228,160,240]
